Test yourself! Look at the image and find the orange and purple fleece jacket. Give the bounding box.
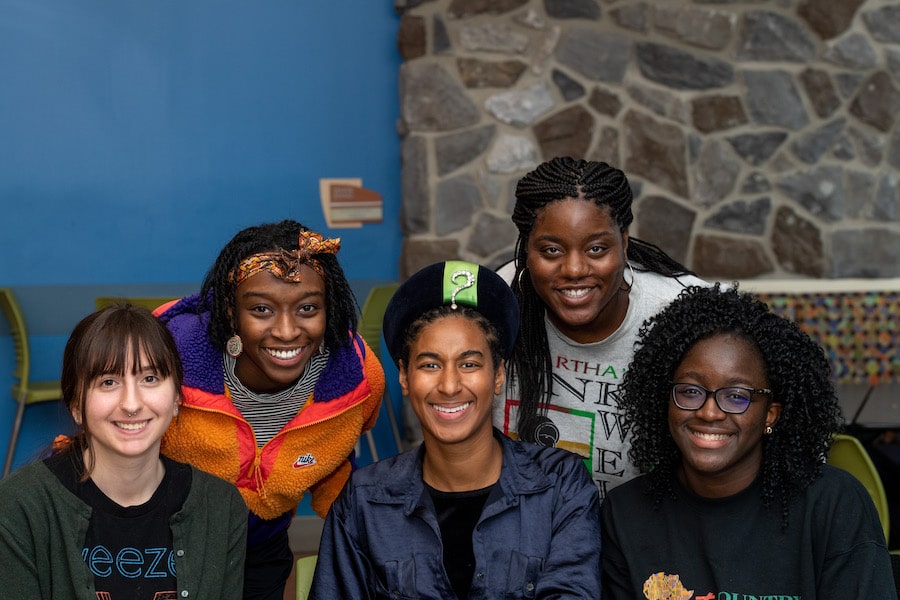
[156,294,384,523]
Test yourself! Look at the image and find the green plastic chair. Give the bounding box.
[1,288,63,477]
[827,433,891,544]
[357,283,402,460]
[295,554,318,600]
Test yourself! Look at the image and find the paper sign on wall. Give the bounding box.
[319,178,383,229]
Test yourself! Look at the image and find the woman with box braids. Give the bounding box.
[493,156,707,499]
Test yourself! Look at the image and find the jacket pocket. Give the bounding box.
[378,558,418,599]
[504,551,543,599]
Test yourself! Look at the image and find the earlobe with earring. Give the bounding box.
[765,426,774,435]
[226,334,243,358]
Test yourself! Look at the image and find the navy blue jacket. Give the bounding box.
[310,429,601,599]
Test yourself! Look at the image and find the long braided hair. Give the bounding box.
[509,156,693,442]
[200,219,359,351]
[621,284,841,529]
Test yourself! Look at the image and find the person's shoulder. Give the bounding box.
[602,474,651,507]
[813,464,874,497]
[0,460,77,517]
[507,437,591,481]
[158,300,226,392]
[181,462,238,496]
[633,270,712,309]
[349,449,419,489]
[495,260,516,286]
[0,460,51,495]
[513,437,579,463]
[327,450,421,513]
[797,464,885,524]
[635,269,709,291]
[805,465,888,535]
[157,293,203,323]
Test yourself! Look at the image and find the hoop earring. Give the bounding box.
[516,266,529,293]
[226,334,243,358]
[623,261,636,291]
[765,426,773,435]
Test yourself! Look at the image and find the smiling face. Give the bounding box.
[668,333,782,498]
[399,314,505,449]
[79,349,179,467]
[232,267,327,394]
[525,198,630,343]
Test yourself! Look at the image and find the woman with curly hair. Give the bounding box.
[601,284,896,598]
[155,219,384,600]
[493,156,706,500]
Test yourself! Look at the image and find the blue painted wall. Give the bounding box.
[0,1,404,479]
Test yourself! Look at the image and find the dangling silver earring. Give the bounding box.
[318,343,326,356]
[765,426,773,435]
[226,334,243,358]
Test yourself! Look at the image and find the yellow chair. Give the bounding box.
[295,554,318,600]
[95,296,179,312]
[0,288,63,477]
[827,433,891,544]
[358,283,402,461]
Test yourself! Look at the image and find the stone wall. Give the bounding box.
[393,0,900,281]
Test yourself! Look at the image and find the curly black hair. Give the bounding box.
[509,156,694,442]
[622,284,842,528]
[200,219,359,351]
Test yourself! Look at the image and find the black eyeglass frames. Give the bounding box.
[671,383,771,414]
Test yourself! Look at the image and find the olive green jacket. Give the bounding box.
[0,457,247,599]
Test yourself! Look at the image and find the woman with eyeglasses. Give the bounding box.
[601,284,896,599]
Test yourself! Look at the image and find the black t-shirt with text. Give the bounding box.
[47,452,190,600]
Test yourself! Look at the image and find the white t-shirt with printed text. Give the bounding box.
[493,267,708,500]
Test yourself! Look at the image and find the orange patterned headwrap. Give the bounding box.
[228,230,341,286]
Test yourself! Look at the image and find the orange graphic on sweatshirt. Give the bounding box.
[643,571,693,599]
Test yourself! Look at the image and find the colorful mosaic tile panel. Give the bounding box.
[752,291,900,385]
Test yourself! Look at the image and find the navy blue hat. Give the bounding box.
[382,260,519,364]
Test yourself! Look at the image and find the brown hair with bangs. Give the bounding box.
[58,303,183,480]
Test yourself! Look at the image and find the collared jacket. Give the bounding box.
[310,429,601,599]
[157,293,384,523]
[0,457,247,600]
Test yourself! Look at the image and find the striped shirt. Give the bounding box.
[224,350,330,447]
